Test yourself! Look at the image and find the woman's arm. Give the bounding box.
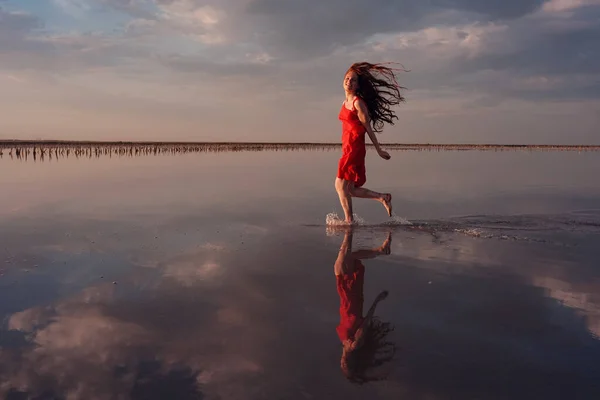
[350,290,389,350]
[355,99,390,160]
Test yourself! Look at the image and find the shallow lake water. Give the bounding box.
[1,148,600,399]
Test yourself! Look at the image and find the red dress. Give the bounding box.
[336,260,365,342]
[337,99,367,188]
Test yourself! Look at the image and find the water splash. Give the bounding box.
[325,212,366,226]
[386,213,413,226]
[325,213,366,236]
[325,212,411,228]
[454,228,492,239]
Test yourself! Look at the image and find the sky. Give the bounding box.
[0,0,599,143]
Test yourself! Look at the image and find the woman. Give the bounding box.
[335,227,396,383]
[335,62,406,224]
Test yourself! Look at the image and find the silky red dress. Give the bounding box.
[336,260,365,342]
[337,99,367,188]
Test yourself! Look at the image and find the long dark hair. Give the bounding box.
[346,62,407,133]
[341,317,396,384]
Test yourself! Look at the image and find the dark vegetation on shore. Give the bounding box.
[1,140,599,161]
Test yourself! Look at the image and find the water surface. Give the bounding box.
[1,148,600,399]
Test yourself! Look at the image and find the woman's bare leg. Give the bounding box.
[335,178,354,223]
[349,186,393,217]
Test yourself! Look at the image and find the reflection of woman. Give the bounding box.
[334,228,396,383]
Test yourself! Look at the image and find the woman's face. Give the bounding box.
[343,71,359,93]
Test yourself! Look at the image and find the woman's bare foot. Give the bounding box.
[380,232,392,255]
[380,193,392,217]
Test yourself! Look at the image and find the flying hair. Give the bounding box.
[341,317,396,384]
[346,62,408,133]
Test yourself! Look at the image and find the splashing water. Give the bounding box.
[325,212,366,226]
[386,213,413,226]
[325,212,365,236]
[325,212,412,228]
[454,228,491,238]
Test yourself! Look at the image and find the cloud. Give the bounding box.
[52,0,91,17]
[159,1,224,28]
[0,7,41,47]
[117,0,233,45]
[241,0,545,60]
[349,3,600,105]
[148,0,599,107]
[0,6,142,74]
[543,0,600,12]
[461,7,600,77]
[1,0,599,142]
[52,0,151,18]
[3,1,597,90]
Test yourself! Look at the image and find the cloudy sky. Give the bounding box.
[0,0,599,143]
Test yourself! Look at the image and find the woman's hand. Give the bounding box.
[375,290,389,303]
[378,149,391,160]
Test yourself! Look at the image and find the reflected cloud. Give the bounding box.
[0,238,272,400]
[1,213,600,399]
[8,307,52,333]
[531,275,600,338]
[2,290,155,400]
[164,260,221,286]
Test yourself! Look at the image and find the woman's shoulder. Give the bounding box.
[353,96,366,108]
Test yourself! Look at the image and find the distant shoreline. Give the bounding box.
[1,140,599,151]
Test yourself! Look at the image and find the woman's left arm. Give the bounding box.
[350,290,389,350]
[356,99,390,160]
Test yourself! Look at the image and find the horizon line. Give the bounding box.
[1,140,600,148]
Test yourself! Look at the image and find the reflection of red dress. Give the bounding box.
[336,260,365,341]
[337,100,367,188]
